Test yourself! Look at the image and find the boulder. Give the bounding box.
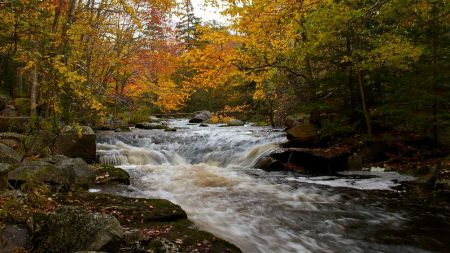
[0,225,31,253]
[189,110,212,123]
[135,122,168,130]
[92,164,130,185]
[199,123,209,127]
[54,126,96,163]
[0,143,21,164]
[284,114,308,128]
[254,157,284,171]
[285,123,320,147]
[0,163,12,191]
[269,148,350,175]
[0,132,25,150]
[24,130,56,157]
[0,116,29,132]
[227,119,245,126]
[32,206,123,253]
[8,155,95,187]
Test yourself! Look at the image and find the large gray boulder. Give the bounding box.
[8,155,95,187]
[32,206,123,253]
[0,225,31,253]
[189,110,212,123]
[0,143,21,164]
[54,126,96,163]
[227,119,245,126]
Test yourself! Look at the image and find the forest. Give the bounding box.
[1,0,450,253]
[0,0,448,142]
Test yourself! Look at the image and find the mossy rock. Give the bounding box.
[51,191,241,253]
[135,122,168,130]
[13,98,30,116]
[91,164,130,185]
[32,206,123,253]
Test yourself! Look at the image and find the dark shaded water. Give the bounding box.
[95,119,450,253]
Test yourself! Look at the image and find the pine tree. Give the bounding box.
[176,0,201,49]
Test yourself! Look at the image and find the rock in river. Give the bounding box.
[189,110,212,123]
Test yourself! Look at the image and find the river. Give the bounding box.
[96,119,450,253]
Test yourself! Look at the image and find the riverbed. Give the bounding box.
[96,119,450,253]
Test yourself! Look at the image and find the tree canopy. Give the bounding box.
[0,0,449,143]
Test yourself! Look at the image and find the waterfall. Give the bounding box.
[95,119,444,253]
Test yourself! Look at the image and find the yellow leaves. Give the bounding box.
[154,79,188,111]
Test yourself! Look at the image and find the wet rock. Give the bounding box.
[0,225,31,253]
[199,123,209,127]
[135,122,168,130]
[254,157,284,171]
[227,119,244,126]
[285,123,320,147]
[32,206,123,253]
[114,126,130,132]
[165,128,177,132]
[0,143,21,164]
[92,164,130,185]
[189,110,212,123]
[269,148,350,174]
[8,155,95,188]
[54,126,96,163]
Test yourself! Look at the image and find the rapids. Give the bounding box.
[96,119,450,253]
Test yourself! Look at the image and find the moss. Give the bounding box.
[50,190,241,252]
[13,98,30,116]
[91,164,130,185]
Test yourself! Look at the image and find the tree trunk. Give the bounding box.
[357,70,372,137]
[31,65,38,115]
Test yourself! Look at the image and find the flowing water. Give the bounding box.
[96,119,450,253]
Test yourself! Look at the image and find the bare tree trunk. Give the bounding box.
[31,65,38,115]
[357,70,372,137]
[16,67,23,96]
